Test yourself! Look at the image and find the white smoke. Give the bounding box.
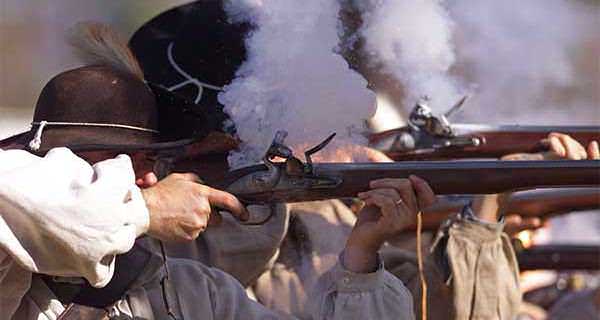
[353,0,598,124]
[356,0,462,112]
[220,0,375,168]
[449,0,599,124]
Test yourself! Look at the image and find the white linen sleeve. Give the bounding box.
[0,148,149,288]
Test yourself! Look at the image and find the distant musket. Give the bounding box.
[412,188,600,232]
[516,245,600,271]
[369,98,600,161]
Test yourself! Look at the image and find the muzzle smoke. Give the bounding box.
[449,0,598,124]
[353,0,598,124]
[221,0,375,168]
[221,0,597,168]
[354,0,462,112]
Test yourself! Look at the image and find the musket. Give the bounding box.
[34,130,600,222]
[369,98,600,161]
[516,244,600,271]
[412,188,600,232]
[213,131,599,206]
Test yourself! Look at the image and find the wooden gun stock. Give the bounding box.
[517,245,600,271]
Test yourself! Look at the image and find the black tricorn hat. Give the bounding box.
[129,0,405,121]
[129,0,251,119]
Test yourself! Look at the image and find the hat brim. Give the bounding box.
[0,130,239,157]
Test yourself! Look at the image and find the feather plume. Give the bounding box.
[68,22,144,80]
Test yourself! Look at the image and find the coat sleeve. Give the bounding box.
[305,255,415,320]
[172,254,415,320]
[0,148,149,289]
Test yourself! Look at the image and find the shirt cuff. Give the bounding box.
[126,185,150,237]
[332,252,385,292]
[460,202,505,226]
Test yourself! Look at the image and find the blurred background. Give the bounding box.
[0,0,189,138]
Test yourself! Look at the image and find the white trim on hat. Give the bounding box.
[28,121,159,151]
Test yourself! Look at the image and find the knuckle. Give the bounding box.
[184,172,200,180]
[191,218,207,230]
[170,173,185,180]
[193,201,211,215]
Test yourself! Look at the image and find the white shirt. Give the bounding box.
[0,148,149,318]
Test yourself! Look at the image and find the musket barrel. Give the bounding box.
[226,160,600,204]
[314,160,600,195]
[517,245,600,271]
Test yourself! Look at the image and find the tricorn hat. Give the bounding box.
[128,0,404,131]
[0,21,235,155]
[129,0,251,117]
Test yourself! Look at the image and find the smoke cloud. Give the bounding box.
[355,0,462,112]
[353,0,598,124]
[221,0,375,168]
[220,0,597,168]
[449,0,599,124]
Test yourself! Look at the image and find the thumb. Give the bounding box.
[136,172,159,188]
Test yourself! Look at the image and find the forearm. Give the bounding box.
[471,192,512,223]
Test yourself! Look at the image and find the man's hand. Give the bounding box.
[343,175,436,273]
[473,133,599,224]
[299,143,393,163]
[141,173,249,242]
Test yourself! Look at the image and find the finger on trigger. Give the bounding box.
[588,141,600,160]
[205,188,249,221]
[409,175,436,208]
